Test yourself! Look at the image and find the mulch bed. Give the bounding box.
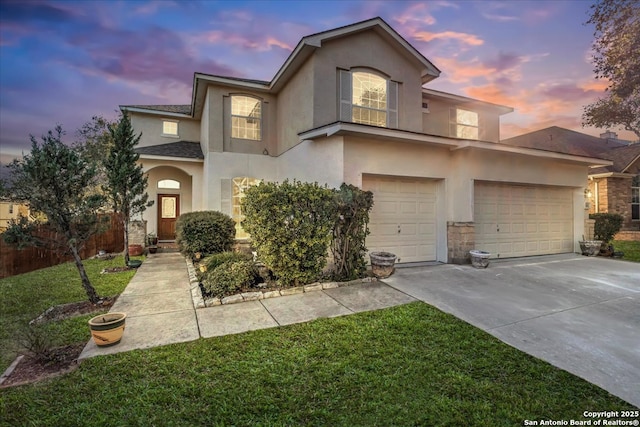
[2,298,118,388]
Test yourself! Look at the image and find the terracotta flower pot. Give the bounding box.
[88,312,126,347]
[128,244,143,256]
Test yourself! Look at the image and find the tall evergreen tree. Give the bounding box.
[105,111,153,265]
[2,126,107,304]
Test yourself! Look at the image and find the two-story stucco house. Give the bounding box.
[124,17,610,264]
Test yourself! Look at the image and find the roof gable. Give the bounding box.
[135,141,203,160]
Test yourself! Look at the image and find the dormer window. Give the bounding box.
[339,69,398,128]
[231,95,262,141]
[450,108,479,140]
[162,120,179,137]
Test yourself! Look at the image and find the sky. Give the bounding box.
[0,0,636,165]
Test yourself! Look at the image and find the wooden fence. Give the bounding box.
[0,215,124,279]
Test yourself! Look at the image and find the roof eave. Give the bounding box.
[138,154,204,163]
[121,106,191,118]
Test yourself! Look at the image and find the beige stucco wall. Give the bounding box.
[131,113,200,148]
[312,31,424,133]
[277,136,345,188]
[276,57,315,155]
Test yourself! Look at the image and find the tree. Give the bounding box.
[104,111,152,265]
[582,0,640,139]
[75,115,116,187]
[2,126,107,304]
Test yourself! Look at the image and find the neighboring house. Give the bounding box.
[0,201,29,231]
[124,17,611,264]
[502,127,640,233]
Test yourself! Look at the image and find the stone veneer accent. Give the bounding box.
[127,220,147,247]
[447,221,475,264]
[590,176,635,229]
[185,257,377,309]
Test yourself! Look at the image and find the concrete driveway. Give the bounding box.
[384,253,640,408]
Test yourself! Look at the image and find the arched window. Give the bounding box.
[339,69,397,128]
[231,95,262,140]
[158,179,180,189]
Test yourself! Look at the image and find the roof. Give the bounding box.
[590,143,640,174]
[122,104,191,115]
[502,126,638,174]
[135,141,203,159]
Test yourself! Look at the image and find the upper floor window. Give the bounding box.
[158,179,180,190]
[632,175,639,221]
[339,69,397,128]
[450,108,479,140]
[162,120,179,137]
[231,95,261,141]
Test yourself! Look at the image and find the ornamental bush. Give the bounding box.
[589,213,624,243]
[242,180,335,286]
[202,260,258,298]
[175,211,236,257]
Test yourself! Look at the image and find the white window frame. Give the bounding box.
[231,95,262,141]
[339,69,398,128]
[162,120,179,137]
[632,175,640,221]
[450,108,479,140]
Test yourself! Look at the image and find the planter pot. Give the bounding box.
[370,251,397,279]
[469,250,491,269]
[128,244,143,257]
[148,237,158,246]
[148,245,158,254]
[127,259,142,268]
[88,313,126,347]
[579,240,602,257]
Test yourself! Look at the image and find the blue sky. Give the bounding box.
[0,0,634,163]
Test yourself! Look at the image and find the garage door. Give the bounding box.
[362,176,437,263]
[474,182,573,258]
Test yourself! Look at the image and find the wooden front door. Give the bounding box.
[158,194,180,240]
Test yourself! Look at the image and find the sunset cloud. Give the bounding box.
[412,30,484,46]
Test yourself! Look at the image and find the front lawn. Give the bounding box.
[613,240,640,262]
[0,256,139,371]
[2,302,633,426]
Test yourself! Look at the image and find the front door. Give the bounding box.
[158,194,180,240]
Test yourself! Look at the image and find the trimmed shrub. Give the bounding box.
[332,184,374,281]
[242,180,335,286]
[201,251,251,273]
[590,213,624,243]
[202,260,258,298]
[175,211,236,257]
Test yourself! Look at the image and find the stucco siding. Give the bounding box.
[276,57,314,155]
[312,31,424,133]
[422,97,501,142]
[131,113,200,148]
[277,136,345,188]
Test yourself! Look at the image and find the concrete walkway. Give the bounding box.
[80,251,415,360]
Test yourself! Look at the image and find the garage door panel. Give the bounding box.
[364,176,437,263]
[475,182,573,258]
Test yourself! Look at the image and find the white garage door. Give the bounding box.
[363,176,437,263]
[474,182,574,258]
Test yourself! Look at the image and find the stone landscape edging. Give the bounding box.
[185,257,377,309]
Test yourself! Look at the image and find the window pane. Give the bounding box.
[162,121,178,135]
[232,177,261,239]
[457,124,479,139]
[352,72,387,127]
[158,179,180,189]
[632,188,639,204]
[632,204,639,221]
[457,109,478,126]
[231,96,261,140]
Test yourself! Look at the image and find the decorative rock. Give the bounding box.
[322,282,339,289]
[205,297,221,307]
[241,292,263,301]
[280,286,304,296]
[304,283,323,292]
[262,290,281,299]
[191,287,201,299]
[221,294,244,305]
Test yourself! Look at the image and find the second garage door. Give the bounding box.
[474,182,574,258]
[363,175,437,263]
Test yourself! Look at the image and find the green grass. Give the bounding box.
[0,256,141,371]
[613,240,640,262]
[1,303,634,426]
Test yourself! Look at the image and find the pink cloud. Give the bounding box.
[412,30,484,46]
